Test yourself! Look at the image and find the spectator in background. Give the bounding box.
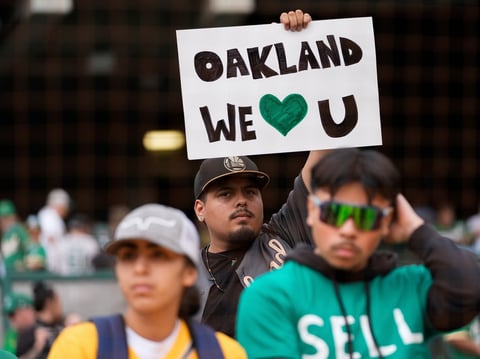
[2,292,36,355]
[23,215,47,271]
[55,213,99,276]
[107,204,130,242]
[37,189,71,272]
[434,201,469,245]
[63,313,83,327]
[413,204,435,224]
[16,282,66,359]
[465,203,480,255]
[90,248,115,271]
[0,200,30,272]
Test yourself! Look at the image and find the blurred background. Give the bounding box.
[1,0,479,223]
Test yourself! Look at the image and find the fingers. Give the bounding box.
[280,9,312,31]
[396,194,422,226]
[386,194,424,243]
[301,11,312,28]
[279,12,289,27]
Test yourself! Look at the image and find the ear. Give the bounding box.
[194,199,205,222]
[182,265,198,287]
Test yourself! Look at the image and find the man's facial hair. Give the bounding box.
[227,226,256,249]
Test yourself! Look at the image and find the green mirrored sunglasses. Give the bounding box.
[311,196,392,231]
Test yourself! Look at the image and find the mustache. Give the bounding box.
[230,208,254,219]
[331,242,361,253]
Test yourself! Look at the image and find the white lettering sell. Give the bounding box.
[298,308,423,358]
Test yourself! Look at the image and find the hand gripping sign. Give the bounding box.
[176,17,381,160]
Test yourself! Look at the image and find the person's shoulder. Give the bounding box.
[385,263,431,284]
[392,263,429,274]
[255,229,293,252]
[263,259,298,278]
[245,260,298,293]
[48,321,97,359]
[56,321,97,340]
[214,331,247,358]
[38,206,52,218]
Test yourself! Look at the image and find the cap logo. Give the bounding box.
[224,156,246,172]
[118,216,176,231]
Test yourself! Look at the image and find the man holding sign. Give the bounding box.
[189,10,330,338]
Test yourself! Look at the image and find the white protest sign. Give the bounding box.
[176,17,381,160]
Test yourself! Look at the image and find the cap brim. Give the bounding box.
[104,239,130,254]
[104,237,187,258]
[197,170,270,198]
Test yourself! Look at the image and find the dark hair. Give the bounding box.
[67,213,92,232]
[177,258,200,318]
[310,148,401,205]
[33,281,56,311]
[178,286,200,318]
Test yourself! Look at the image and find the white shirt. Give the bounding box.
[38,206,66,272]
[55,232,100,275]
[126,320,181,359]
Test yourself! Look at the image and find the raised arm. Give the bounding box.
[279,10,320,190]
[387,194,480,331]
[301,150,330,192]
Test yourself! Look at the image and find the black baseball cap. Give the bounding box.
[194,156,270,199]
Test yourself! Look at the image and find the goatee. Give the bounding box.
[228,227,256,249]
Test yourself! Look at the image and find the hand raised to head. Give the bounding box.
[384,193,424,244]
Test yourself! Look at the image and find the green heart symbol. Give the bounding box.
[259,94,308,136]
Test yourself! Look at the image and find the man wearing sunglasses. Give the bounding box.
[237,147,480,359]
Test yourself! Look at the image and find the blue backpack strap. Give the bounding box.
[91,314,128,359]
[186,319,224,359]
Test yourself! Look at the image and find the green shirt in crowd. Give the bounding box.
[1,223,30,271]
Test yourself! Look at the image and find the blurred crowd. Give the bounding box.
[3,281,81,359]
[417,201,480,255]
[0,188,129,276]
